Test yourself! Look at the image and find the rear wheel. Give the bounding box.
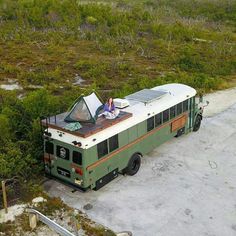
[193,115,202,132]
[125,153,141,176]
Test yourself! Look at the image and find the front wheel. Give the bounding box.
[193,115,202,132]
[124,154,141,176]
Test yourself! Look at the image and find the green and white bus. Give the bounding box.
[42,83,205,191]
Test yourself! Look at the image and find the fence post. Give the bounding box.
[29,213,38,229]
[1,181,8,213]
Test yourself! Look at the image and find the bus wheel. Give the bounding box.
[193,115,202,132]
[175,127,185,137]
[125,154,141,176]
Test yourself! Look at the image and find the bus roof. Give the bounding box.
[47,83,196,149]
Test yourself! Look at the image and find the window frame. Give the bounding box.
[97,140,108,159]
[109,134,119,153]
[155,113,162,127]
[45,141,54,155]
[170,105,176,119]
[163,109,170,123]
[72,151,82,165]
[183,99,189,112]
[147,116,155,132]
[177,102,183,115]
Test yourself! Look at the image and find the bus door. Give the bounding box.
[51,143,72,181]
[188,97,195,130]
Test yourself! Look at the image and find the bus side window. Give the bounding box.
[155,113,162,127]
[170,106,176,119]
[56,146,69,160]
[147,116,154,132]
[183,99,188,112]
[177,102,183,115]
[109,134,119,152]
[163,109,169,123]
[45,141,54,154]
[97,140,108,159]
[73,151,82,165]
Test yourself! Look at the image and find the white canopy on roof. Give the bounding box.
[84,92,103,117]
[64,92,103,123]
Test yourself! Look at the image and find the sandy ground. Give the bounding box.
[0,204,26,223]
[45,87,236,236]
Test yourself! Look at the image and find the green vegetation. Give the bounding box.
[0,190,116,235]
[0,0,235,93]
[0,0,235,212]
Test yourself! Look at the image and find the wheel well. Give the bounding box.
[195,113,202,120]
[198,114,203,120]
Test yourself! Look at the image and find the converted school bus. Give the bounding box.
[42,83,204,191]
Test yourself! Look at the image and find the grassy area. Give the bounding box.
[0,0,235,97]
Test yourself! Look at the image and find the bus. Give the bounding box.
[42,83,205,191]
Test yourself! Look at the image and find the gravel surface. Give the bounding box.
[46,88,236,236]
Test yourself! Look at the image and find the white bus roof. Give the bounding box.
[48,83,196,149]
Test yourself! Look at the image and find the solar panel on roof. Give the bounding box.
[125,89,167,104]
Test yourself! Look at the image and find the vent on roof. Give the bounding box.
[113,98,129,109]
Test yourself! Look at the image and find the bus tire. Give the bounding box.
[193,115,202,132]
[175,127,185,137]
[125,153,141,176]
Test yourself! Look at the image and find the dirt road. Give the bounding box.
[45,88,236,236]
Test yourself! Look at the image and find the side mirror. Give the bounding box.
[203,101,209,108]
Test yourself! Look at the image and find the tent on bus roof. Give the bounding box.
[64,92,103,123]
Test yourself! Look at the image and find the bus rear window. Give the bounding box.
[163,109,169,123]
[56,146,69,160]
[73,151,82,165]
[97,140,108,159]
[45,141,54,154]
[147,116,154,132]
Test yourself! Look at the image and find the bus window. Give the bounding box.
[183,99,188,112]
[147,116,154,132]
[163,109,169,123]
[73,151,82,165]
[170,106,176,119]
[177,102,183,115]
[155,113,162,127]
[45,141,54,154]
[109,134,119,152]
[97,140,108,159]
[56,146,69,160]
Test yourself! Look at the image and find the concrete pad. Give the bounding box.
[203,87,236,117]
[45,90,236,236]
